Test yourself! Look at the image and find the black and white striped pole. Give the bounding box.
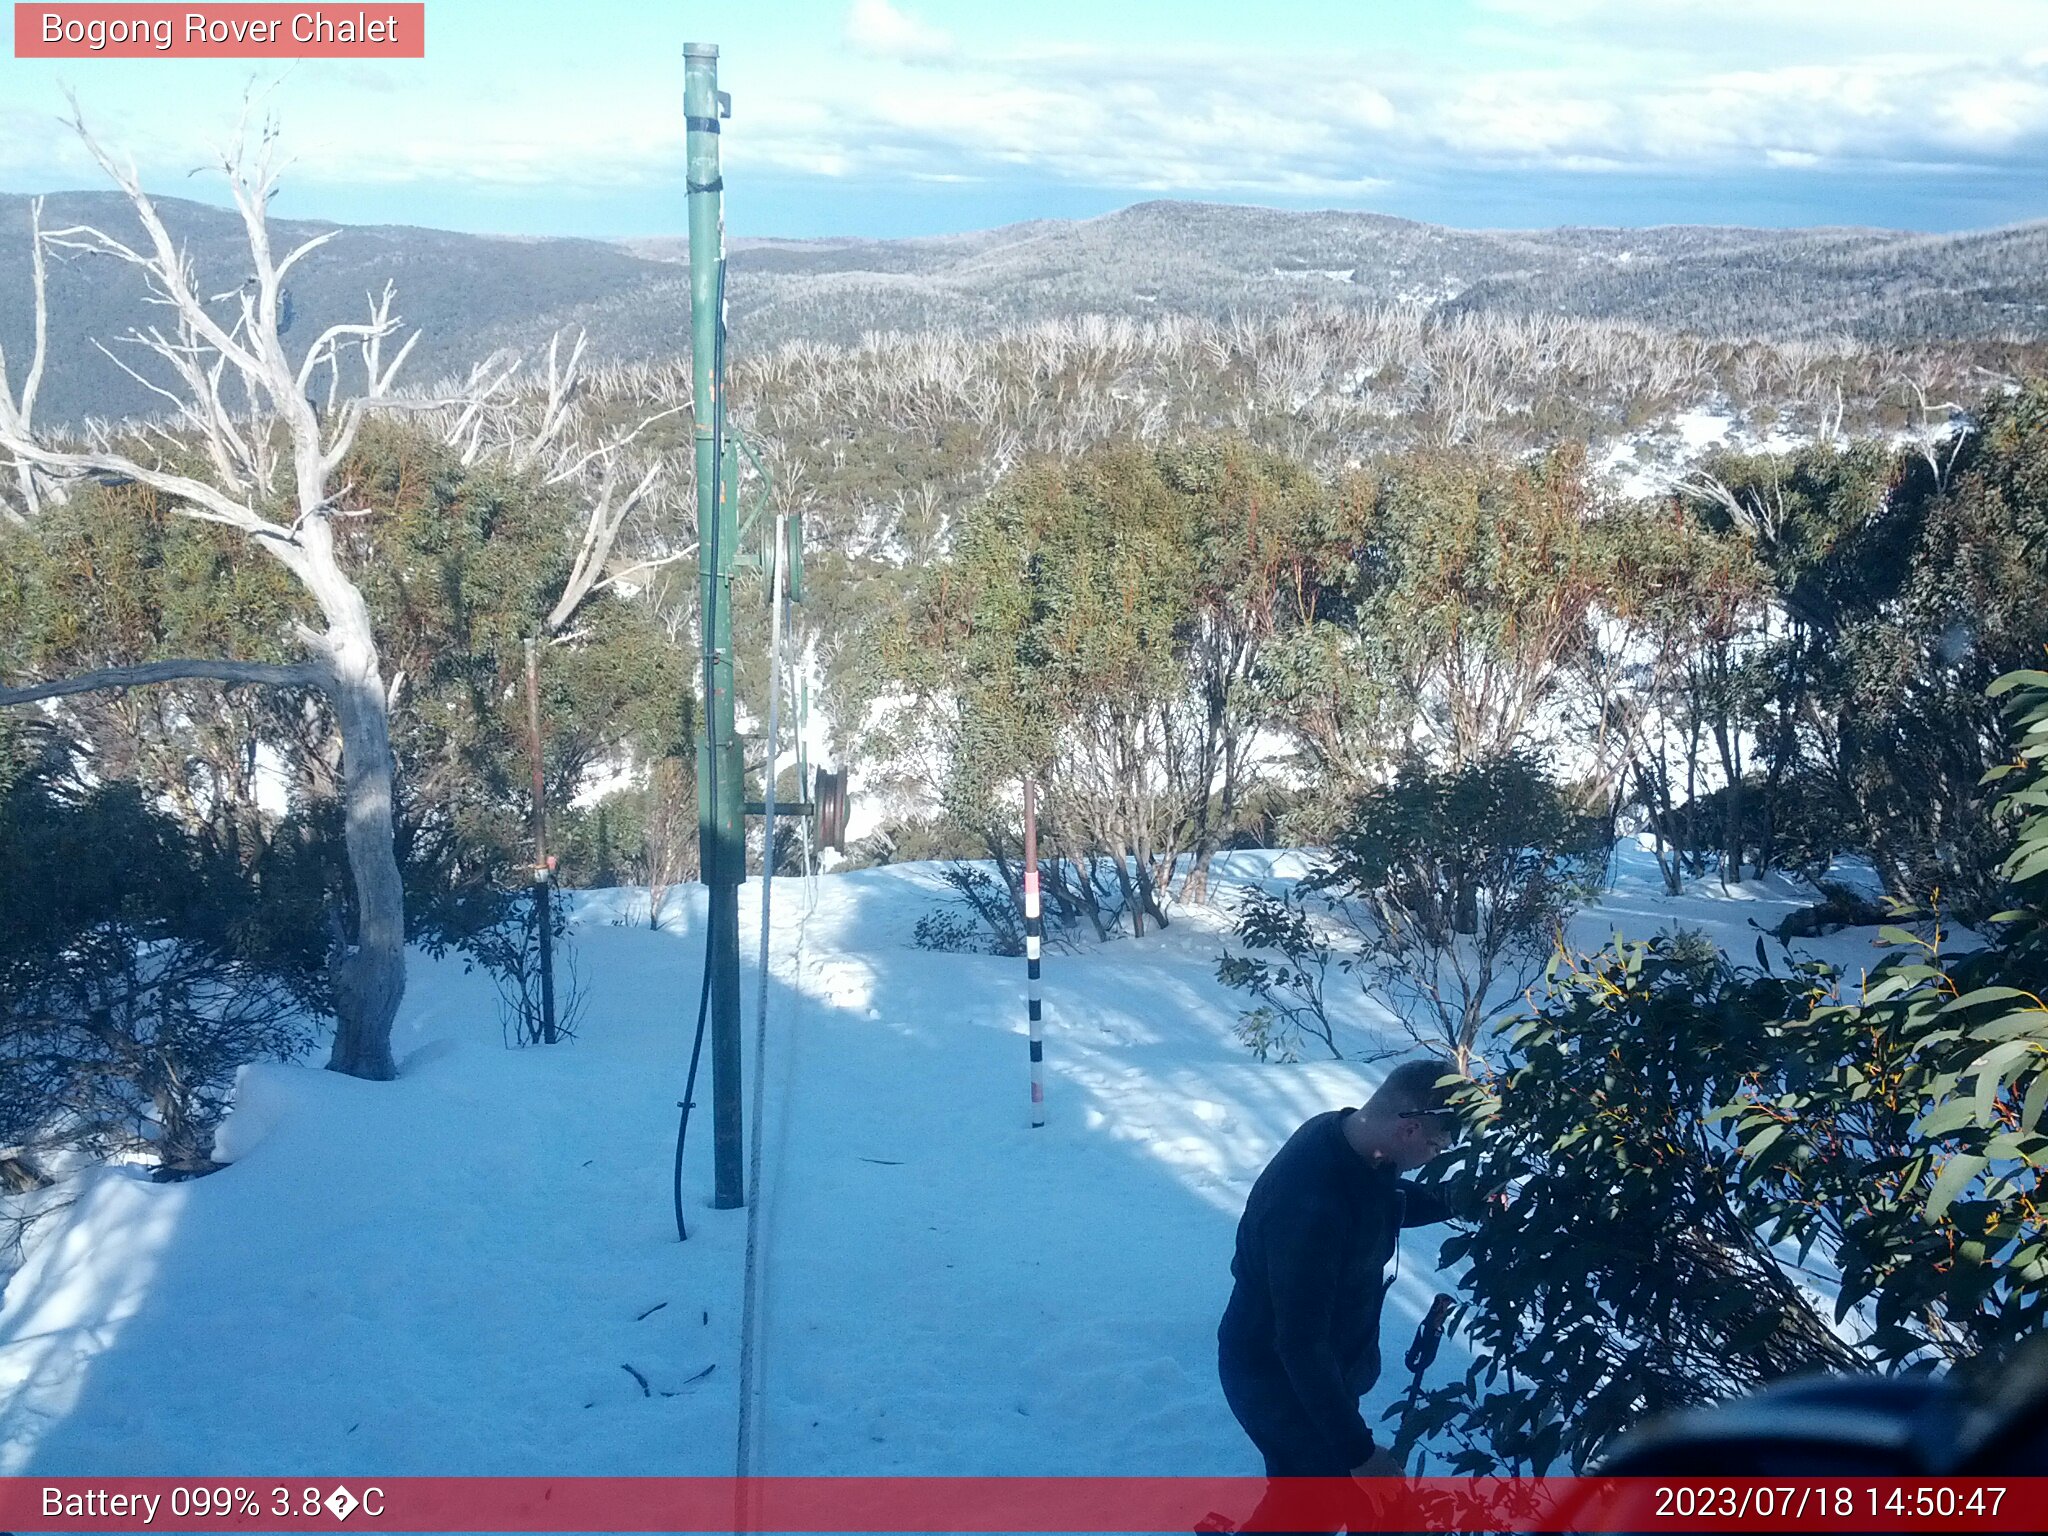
[1023,777,1045,1128]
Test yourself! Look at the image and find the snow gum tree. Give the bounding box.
[1684,403,2048,919]
[1372,444,1606,768]
[888,437,1320,932]
[1576,503,1769,893]
[1218,752,1601,1068]
[0,112,435,1079]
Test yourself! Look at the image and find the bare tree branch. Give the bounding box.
[0,658,327,707]
[545,459,666,634]
[552,546,698,635]
[0,437,297,542]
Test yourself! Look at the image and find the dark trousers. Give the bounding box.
[1219,1359,1360,1536]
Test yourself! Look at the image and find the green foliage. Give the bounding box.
[1214,886,1339,1061]
[889,436,1316,925]
[1401,667,2048,1474]
[554,755,700,927]
[0,475,319,877]
[1692,395,2048,915]
[903,440,1192,796]
[1690,440,1902,634]
[461,888,587,1050]
[0,729,322,1173]
[1399,939,1862,1474]
[0,421,696,948]
[1239,444,1611,835]
[0,420,700,1177]
[1580,497,1771,888]
[1725,667,2048,1366]
[1333,752,1600,1061]
[1371,445,1606,765]
[337,423,692,933]
[1217,754,1599,1064]
[871,380,2044,935]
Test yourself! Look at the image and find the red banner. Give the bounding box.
[13,4,425,57]
[2,1477,2045,1531]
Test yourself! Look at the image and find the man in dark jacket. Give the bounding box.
[1216,1059,1461,1531]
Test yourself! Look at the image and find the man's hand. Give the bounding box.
[1350,1444,1421,1536]
[1349,1445,1405,1479]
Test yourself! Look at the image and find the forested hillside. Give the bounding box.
[6,193,2047,422]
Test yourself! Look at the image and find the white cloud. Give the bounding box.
[713,30,2048,201]
[26,40,2046,209]
[1474,0,2042,64]
[1932,78,2048,151]
[6,8,2041,221]
[845,0,951,61]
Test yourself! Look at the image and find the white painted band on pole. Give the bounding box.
[1022,781,1044,1128]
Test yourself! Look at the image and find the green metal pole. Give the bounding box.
[685,41,745,1211]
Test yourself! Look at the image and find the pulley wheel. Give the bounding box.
[815,766,849,853]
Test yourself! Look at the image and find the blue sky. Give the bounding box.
[3,0,2045,238]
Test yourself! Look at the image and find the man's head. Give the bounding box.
[1350,1059,1464,1172]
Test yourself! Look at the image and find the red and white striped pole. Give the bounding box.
[1023,777,1045,1128]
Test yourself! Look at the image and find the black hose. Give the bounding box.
[673,899,716,1241]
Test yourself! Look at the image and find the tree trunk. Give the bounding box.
[0,1152,52,1193]
[310,575,406,1081]
[1109,843,1145,938]
[1131,812,1172,932]
[1453,863,1479,936]
[1635,757,1684,896]
[1136,849,1170,931]
[1065,852,1114,942]
[1713,707,1745,885]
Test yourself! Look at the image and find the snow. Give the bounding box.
[1589,402,1834,501]
[0,847,1954,1479]
[1590,410,1741,500]
[253,743,292,818]
[572,754,636,810]
[1817,853,1886,904]
[1672,407,1736,453]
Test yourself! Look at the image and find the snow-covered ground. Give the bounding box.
[1590,403,1821,500]
[0,843,1941,1480]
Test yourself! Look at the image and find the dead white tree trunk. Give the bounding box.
[0,103,436,1080]
[0,197,53,523]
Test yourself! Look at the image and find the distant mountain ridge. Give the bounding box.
[4,193,2044,422]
